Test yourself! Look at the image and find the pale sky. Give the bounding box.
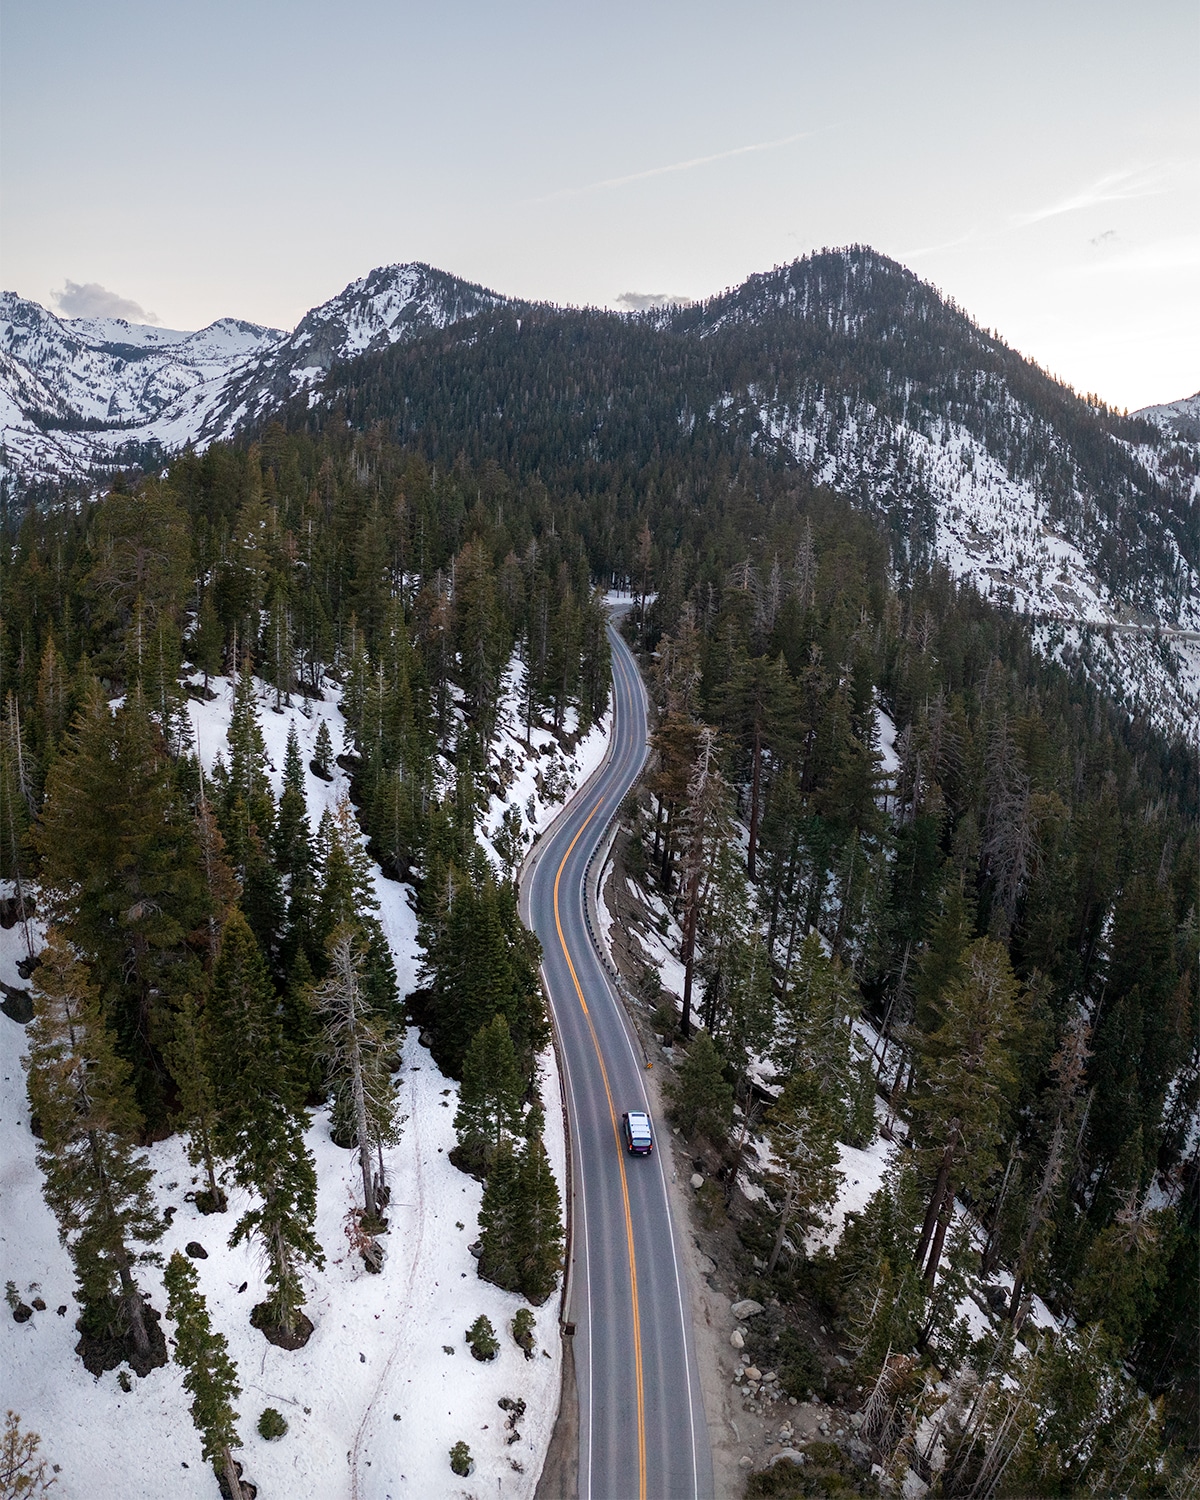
[2,0,1197,410]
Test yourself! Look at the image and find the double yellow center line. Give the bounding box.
[553,798,647,1500]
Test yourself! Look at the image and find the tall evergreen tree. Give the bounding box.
[513,1132,564,1305]
[313,924,401,1223]
[24,932,165,1372]
[35,684,210,1127]
[454,1014,525,1173]
[910,937,1025,1289]
[163,1251,247,1500]
[204,911,323,1339]
[666,1030,734,1147]
[477,1133,563,1305]
[762,1067,844,1274]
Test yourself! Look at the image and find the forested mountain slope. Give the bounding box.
[304,250,1200,735]
[4,248,1197,732]
[0,417,1195,1491]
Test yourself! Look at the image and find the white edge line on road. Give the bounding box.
[575,635,707,1498]
[547,992,595,1500]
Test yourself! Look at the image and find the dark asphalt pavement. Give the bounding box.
[521,619,714,1500]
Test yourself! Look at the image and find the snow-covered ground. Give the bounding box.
[0,665,605,1498]
[750,391,1200,741]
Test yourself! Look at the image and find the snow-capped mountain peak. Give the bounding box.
[0,263,506,493]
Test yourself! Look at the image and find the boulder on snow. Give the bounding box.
[0,984,33,1024]
[250,1302,314,1350]
[731,1299,764,1320]
[184,1241,208,1260]
[0,893,35,928]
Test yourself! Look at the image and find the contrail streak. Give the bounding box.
[529,129,816,204]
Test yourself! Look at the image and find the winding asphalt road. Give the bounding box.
[521,619,714,1500]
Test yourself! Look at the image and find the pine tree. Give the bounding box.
[35,684,211,1127]
[24,932,165,1372]
[454,1014,525,1173]
[191,593,224,692]
[311,718,334,779]
[265,582,294,711]
[313,924,401,1223]
[910,936,1025,1290]
[513,1132,564,1304]
[1073,1195,1178,1350]
[477,1140,522,1292]
[770,930,858,1115]
[314,796,398,1019]
[0,693,36,964]
[477,1133,563,1304]
[421,872,545,1078]
[163,1251,247,1500]
[762,1067,844,1273]
[170,988,226,1214]
[666,1030,733,1146]
[280,946,322,1102]
[0,1411,53,1498]
[676,729,735,1034]
[226,656,271,809]
[837,1151,928,1371]
[205,911,323,1339]
[273,722,313,880]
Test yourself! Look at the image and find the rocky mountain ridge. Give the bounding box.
[2,250,1196,736]
[0,263,506,492]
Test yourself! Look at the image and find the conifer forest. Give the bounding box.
[0,359,1196,1497]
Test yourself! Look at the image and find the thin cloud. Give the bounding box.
[613,291,694,312]
[1072,234,1200,276]
[530,129,818,204]
[902,228,979,259]
[1013,164,1180,227]
[53,279,159,323]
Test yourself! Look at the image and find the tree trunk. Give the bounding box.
[199,1124,225,1211]
[220,1445,245,1500]
[679,868,700,1037]
[747,723,762,883]
[660,810,674,890]
[350,1031,376,1220]
[915,1125,959,1271]
[766,1179,798,1274]
[1007,1117,1065,1319]
[118,1261,151,1358]
[922,1176,956,1290]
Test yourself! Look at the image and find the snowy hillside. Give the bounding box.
[0,266,509,492]
[749,387,1200,738]
[1137,390,1200,442]
[3,247,1196,737]
[0,666,609,1500]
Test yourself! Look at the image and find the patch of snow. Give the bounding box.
[0,668,591,1498]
